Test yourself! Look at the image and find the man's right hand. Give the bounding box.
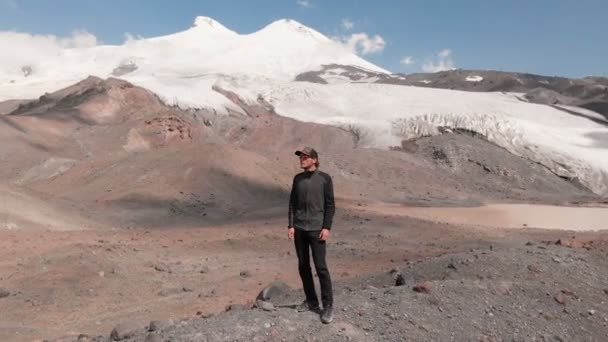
[288,227,295,240]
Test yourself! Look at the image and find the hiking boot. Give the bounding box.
[321,305,334,324]
[296,301,320,313]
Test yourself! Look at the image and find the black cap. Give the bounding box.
[295,147,318,159]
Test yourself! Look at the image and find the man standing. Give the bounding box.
[288,147,335,324]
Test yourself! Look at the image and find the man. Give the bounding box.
[288,147,335,324]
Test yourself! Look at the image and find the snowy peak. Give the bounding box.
[192,16,221,28]
[188,16,237,36]
[256,19,329,42]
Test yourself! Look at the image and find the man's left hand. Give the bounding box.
[319,228,330,241]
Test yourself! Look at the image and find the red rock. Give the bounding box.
[555,239,584,248]
[413,281,432,293]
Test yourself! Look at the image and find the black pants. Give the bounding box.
[294,229,333,307]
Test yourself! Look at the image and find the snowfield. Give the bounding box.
[1,17,607,195]
[466,75,484,82]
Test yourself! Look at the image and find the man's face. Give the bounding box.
[299,154,317,169]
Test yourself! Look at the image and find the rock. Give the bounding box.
[556,238,584,249]
[144,334,163,342]
[447,262,457,271]
[153,264,172,273]
[588,309,596,316]
[240,270,251,278]
[395,274,406,287]
[148,319,174,332]
[199,266,210,274]
[385,288,399,296]
[603,289,608,296]
[0,288,10,298]
[256,281,290,301]
[225,304,248,312]
[77,334,89,341]
[255,300,275,311]
[158,288,186,297]
[554,293,566,305]
[527,265,542,273]
[413,281,432,294]
[525,241,535,246]
[110,322,142,341]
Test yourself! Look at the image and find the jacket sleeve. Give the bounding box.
[322,174,335,229]
[288,176,297,228]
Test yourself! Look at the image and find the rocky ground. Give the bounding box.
[0,77,607,341]
[42,237,608,342]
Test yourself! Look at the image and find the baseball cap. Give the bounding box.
[295,147,318,159]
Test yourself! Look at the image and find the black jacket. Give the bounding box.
[288,170,335,231]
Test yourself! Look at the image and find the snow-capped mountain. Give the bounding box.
[0,16,385,101]
[1,17,607,195]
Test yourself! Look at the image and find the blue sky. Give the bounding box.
[1,0,606,77]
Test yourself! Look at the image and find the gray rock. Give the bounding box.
[256,281,291,301]
[144,334,163,342]
[149,319,174,332]
[111,62,138,77]
[0,288,10,298]
[110,322,143,340]
[385,288,400,296]
[256,300,275,311]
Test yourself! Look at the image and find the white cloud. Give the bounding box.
[400,56,415,65]
[335,32,386,55]
[438,48,452,58]
[341,18,354,30]
[296,0,312,8]
[61,30,98,48]
[0,30,99,78]
[422,48,456,72]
